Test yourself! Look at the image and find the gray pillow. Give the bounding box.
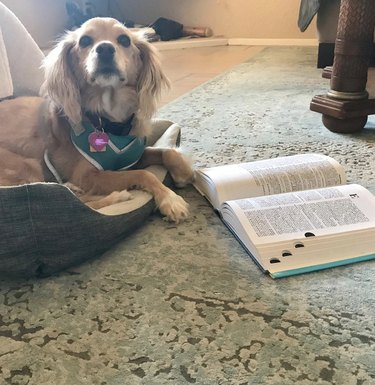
[0,119,181,278]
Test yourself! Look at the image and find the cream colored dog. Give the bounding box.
[0,17,193,222]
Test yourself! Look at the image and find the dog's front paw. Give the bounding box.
[157,190,189,223]
[163,148,194,188]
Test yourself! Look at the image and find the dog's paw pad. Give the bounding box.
[173,169,196,188]
[110,190,133,203]
[158,191,189,223]
[163,149,194,188]
[171,166,195,188]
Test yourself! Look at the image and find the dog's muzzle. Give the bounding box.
[96,43,118,75]
[97,43,115,62]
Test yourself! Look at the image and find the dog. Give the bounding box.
[0,17,194,222]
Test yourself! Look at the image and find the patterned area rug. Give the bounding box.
[1,47,374,385]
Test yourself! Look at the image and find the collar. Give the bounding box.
[68,113,135,137]
[85,112,135,136]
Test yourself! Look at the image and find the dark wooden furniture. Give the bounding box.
[310,0,375,133]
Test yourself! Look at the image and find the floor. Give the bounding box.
[158,45,264,106]
[2,45,375,385]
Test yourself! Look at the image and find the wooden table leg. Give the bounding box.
[310,0,375,133]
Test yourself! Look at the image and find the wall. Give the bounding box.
[117,0,316,40]
[1,0,316,48]
[1,0,68,48]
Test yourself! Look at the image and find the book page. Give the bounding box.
[221,184,375,247]
[194,154,345,209]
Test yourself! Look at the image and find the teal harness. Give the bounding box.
[70,117,146,171]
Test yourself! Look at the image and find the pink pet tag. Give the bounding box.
[88,131,109,152]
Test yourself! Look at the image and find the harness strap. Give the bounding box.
[70,118,146,171]
[43,150,64,184]
[43,116,146,182]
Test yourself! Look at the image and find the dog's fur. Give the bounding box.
[0,17,193,222]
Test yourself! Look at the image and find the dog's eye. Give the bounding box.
[79,35,93,48]
[117,34,131,47]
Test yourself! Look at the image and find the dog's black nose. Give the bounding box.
[96,43,115,61]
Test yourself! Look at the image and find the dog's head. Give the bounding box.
[42,17,169,125]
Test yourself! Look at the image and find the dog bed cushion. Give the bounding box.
[0,119,181,278]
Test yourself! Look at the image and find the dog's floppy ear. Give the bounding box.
[135,38,170,119]
[41,31,82,124]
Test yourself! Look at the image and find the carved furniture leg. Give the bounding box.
[310,0,375,133]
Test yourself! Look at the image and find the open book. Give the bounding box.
[194,154,375,278]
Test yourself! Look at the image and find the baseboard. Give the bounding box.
[153,37,228,50]
[228,38,319,46]
[153,37,319,50]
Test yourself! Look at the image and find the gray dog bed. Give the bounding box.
[0,119,181,278]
